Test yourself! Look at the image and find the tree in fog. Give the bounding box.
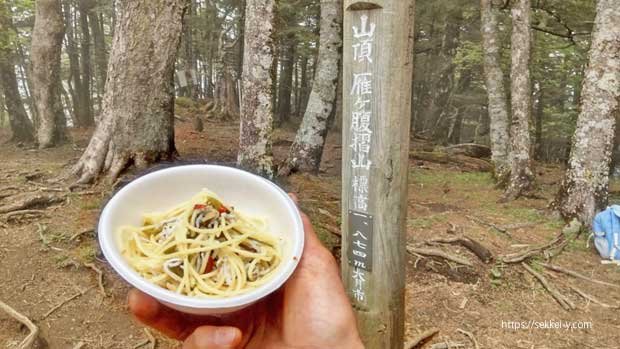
[503,0,534,201]
[480,0,509,179]
[32,0,66,148]
[278,0,342,175]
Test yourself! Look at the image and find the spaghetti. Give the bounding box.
[119,189,282,297]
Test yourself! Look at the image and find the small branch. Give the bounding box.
[405,328,439,349]
[42,287,91,319]
[84,262,106,297]
[568,285,618,308]
[540,263,620,288]
[456,328,480,349]
[0,299,39,349]
[72,342,86,349]
[522,262,574,311]
[430,342,465,349]
[465,215,512,237]
[407,246,473,267]
[70,228,95,241]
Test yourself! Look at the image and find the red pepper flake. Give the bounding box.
[204,255,216,273]
[194,204,207,210]
[217,206,229,214]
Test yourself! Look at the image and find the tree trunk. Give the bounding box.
[297,55,310,118]
[276,35,295,125]
[63,0,86,126]
[32,0,66,148]
[78,0,94,125]
[0,3,34,143]
[534,86,544,160]
[237,0,276,177]
[502,0,534,201]
[278,0,342,176]
[89,7,108,111]
[554,0,620,225]
[72,0,187,184]
[480,0,510,178]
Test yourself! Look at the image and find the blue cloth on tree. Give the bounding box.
[592,205,620,260]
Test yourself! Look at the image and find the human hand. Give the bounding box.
[128,194,364,349]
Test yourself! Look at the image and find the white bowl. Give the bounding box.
[98,165,304,315]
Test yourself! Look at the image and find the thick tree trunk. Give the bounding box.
[278,0,342,176]
[78,0,94,125]
[32,0,66,148]
[237,0,276,177]
[554,0,620,225]
[276,35,295,125]
[0,3,34,143]
[502,0,534,201]
[480,0,510,178]
[72,0,187,183]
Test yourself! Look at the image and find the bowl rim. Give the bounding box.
[98,164,304,310]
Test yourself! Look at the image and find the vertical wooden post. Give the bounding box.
[341,1,414,348]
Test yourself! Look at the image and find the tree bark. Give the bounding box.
[32,0,66,148]
[72,0,187,183]
[480,0,510,178]
[89,7,108,111]
[534,85,544,160]
[0,2,34,143]
[276,35,295,125]
[63,1,80,125]
[278,0,342,176]
[502,0,534,201]
[77,0,94,125]
[554,0,620,225]
[237,0,276,177]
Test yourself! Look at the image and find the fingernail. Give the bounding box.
[214,327,239,346]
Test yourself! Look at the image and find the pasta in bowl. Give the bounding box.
[120,189,282,297]
[98,165,304,315]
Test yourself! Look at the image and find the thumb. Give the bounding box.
[182,326,242,349]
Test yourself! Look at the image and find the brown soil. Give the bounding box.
[1,113,619,348]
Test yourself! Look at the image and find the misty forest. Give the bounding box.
[0,0,619,348]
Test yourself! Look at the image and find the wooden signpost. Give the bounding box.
[341,1,414,348]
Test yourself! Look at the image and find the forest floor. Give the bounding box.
[1,107,620,348]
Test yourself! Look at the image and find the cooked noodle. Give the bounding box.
[119,189,282,297]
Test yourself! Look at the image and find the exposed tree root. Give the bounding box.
[0,299,40,349]
[456,328,480,349]
[540,263,620,288]
[0,192,64,214]
[465,215,512,238]
[522,262,575,311]
[568,285,618,308]
[501,219,581,263]
[405,328,439,349]
[407,246,473,267]
[426,235,494,263]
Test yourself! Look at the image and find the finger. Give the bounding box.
[128,289,209,340]
[182,326,242,349]
[299,210,323,248]
[288,192,299,204]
